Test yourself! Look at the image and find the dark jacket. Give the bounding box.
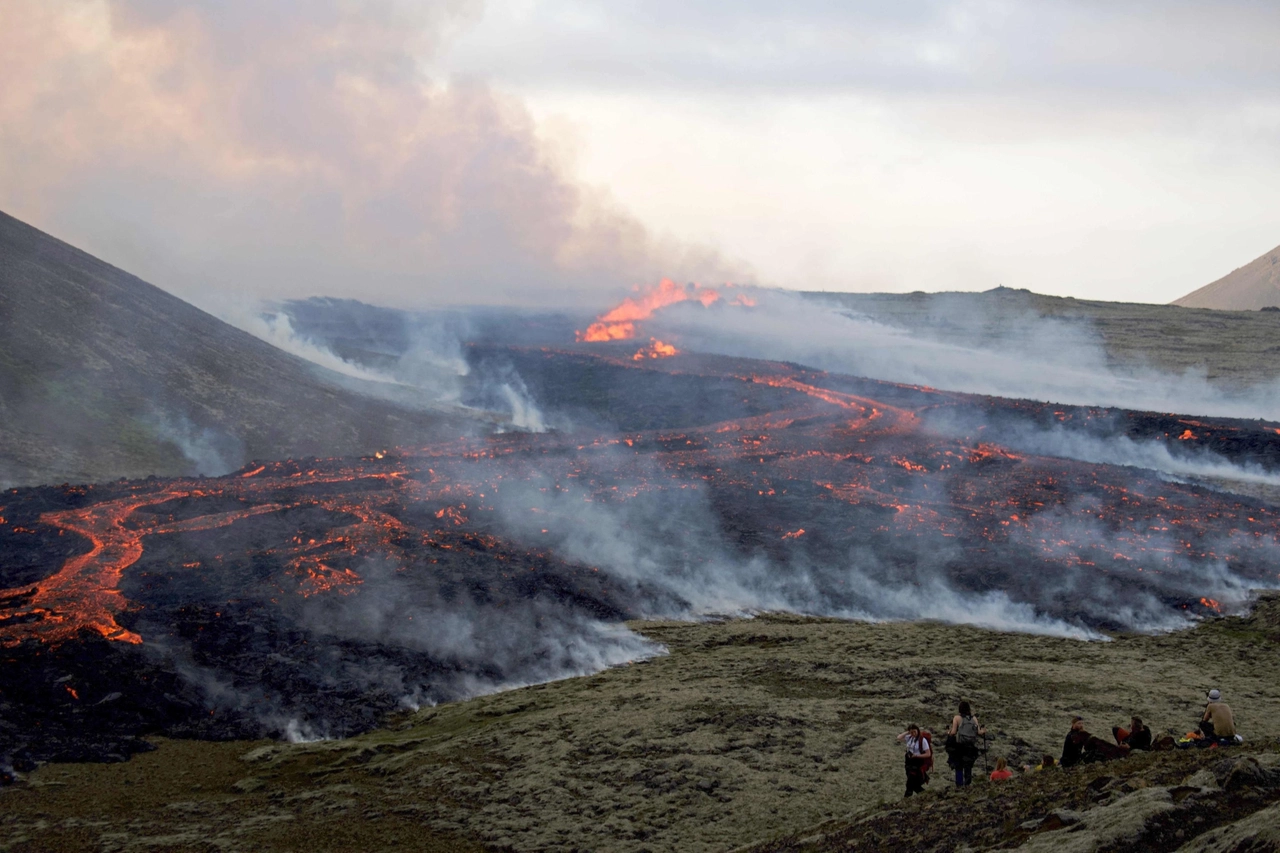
[1126,727,1152,751]
[1061,729,1090,767]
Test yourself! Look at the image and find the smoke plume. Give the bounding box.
[0,1,741,310]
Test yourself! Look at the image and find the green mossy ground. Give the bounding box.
[3,597,1279,852]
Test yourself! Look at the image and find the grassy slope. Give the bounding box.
[808,288,1280,386]
[3,598,1279,852]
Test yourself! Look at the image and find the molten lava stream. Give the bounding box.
[0,494,178,646]
[747,374,919,437]
[0,489,287,647]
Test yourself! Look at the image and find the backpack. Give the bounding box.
[957,715,979,746]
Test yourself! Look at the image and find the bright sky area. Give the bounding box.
[3,1,1279,307]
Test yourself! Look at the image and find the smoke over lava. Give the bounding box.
[3,333,1280,768]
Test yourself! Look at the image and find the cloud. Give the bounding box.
[0,1,742,310]
[445,1,1280,103]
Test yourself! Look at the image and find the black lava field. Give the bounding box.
[3,345,1280,771]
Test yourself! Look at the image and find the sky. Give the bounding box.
[3,1,1280,308]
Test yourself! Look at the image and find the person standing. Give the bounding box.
[897,723,932,797]
[947,700,985,786]
[1200,689,1237,740]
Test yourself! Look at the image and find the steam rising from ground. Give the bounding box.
[644,289,1280,491]
[489,463,1104,641]
[652,291,1280,421]
[220,298,551,430]
[484,456,1275,643]
[977,420,1280,490]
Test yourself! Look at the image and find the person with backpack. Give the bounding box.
[896,723,933,797]
[946,700,986,786]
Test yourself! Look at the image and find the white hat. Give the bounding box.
[1208,688,1222,701]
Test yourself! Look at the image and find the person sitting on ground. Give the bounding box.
[989,756,1013,781]
[1200,689,1237,741]
[1061,716,1091,767]
[1113,716,1152,751]
[1062,716,1130,765]
[896,723,932,798]
[947,700,987,787]
[1024,754,1056,773]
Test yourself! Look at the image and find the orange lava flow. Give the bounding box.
[0,492,284,647]
[748,374,919,437]
[577,279,720,342]
[0,461,412,647]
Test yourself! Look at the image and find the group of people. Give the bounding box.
[895,700,987,796]
[894,689,1238,797]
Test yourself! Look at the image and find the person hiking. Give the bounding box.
[989,757,1013,781]
[947,700,985,786]
[896,723,932,797]
[1200,689,1237,741]
[1113,716,1152,751]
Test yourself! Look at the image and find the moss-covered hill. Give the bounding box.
[2,596,1279,852]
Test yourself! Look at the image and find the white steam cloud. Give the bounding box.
[489,463,1105,640]
[652,291,1280,421]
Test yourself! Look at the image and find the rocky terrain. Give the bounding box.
[3,594,1278,852]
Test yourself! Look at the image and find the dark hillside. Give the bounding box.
[0,211,466,486]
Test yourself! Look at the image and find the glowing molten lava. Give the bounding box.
[632,339,679,361]
[577,279,720,342]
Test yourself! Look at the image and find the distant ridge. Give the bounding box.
[0,210,465,487]
[1173,242,1280,310]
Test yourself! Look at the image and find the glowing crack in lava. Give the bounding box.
[577,278,722,342]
